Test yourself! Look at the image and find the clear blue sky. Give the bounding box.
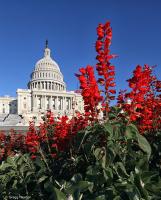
[0,0,161,97]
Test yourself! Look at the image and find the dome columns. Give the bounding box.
[29,80,65,91]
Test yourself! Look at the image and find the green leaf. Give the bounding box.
[136,133,151,160]
[126,124,151,159]
[95,195,106,200]
[76,181,93,192]
[113,197,121,200]
[125,124,138,140]
[94,147,106,168]
[71,174,82,184]
[68,180,93,194]
[104,123,113,136]
[115,162,129,179]
[0,163,12,170]
[44,181,66,200]
[38,175,48,183]
[52,187,66,200]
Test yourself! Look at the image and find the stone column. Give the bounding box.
[55,96,58,110]
[34,95,37,110]
[69,97,71,114]
[72,97,74,109]
[66,98,68,110]
[63,97,66,110]
[61,97,63,110]
[49,96,52,109]
[44,95,46,110]
[42,95,45,110]
[68,98,70,110]
[40,95,43,109]
[17,94,21,114]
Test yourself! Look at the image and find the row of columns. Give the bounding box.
[32,95,73,111]
[30,81,65,91]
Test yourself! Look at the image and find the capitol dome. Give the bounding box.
[28,41,66,91]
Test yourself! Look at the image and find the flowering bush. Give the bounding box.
[0,21,161,199]
[117,64,161,133]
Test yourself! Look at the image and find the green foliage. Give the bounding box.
[0,111,161,199]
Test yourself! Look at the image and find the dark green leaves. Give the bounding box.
[0,120,160,199]
[126,124,151,159]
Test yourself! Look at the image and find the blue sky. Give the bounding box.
[0,0,161,97]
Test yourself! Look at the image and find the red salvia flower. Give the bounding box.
[118,64,161,133]
[95,21,117,114]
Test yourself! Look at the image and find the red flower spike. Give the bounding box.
[95,21,117,113]
[118,64,161,133]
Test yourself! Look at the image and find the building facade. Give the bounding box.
[0,42,83,126]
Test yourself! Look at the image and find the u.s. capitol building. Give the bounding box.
[0,42,83,127]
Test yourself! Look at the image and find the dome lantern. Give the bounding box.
[44,40,51,58]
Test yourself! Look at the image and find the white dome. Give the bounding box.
[28,41,66,92]
[35,47,60,72]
